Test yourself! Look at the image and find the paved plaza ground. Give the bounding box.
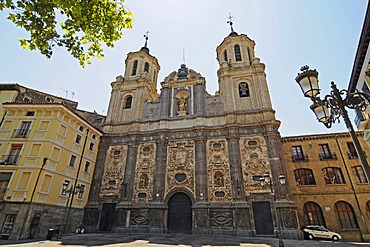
[1,233,370,247]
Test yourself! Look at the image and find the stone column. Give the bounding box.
[264,127,302,239]
[227,133,245,201]
[159,88,171,118]
[193,135,209,234]
[123,144,138,202]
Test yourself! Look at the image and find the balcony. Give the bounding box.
[319,152,337,161]
[12,129,30,138]
[292,154,309,162]
[0,155,20,165]
[348,152,359,159]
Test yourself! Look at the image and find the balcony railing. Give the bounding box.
[12,129,30,138]
[348,152,359,159]
[292,154,309,162]
[319,152,337,161]
[0,155,20,165]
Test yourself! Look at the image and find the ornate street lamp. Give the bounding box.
[260,173,286,247]
[295,65,370,183]
[62,184,83,235]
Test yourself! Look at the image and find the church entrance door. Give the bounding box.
[167,192,192,233]
[99,203,116,231]
[252,201,274,235]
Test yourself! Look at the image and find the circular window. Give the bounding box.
[143,147,151,152]
[175,173,187,183]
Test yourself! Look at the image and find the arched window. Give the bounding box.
[294,168,316,185]
[352,165,368,183]
[322,167,345,184]
[124,96,132,109]
[223,50,228,62]
[144,62,150,73]
[234,44,242,62]
[334,201,358,229]
[132,60,138,76]
[303,202,325,226]
[238,82,249,97]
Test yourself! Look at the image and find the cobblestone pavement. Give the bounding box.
[1,233,370,247]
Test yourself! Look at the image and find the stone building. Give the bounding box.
[281,132,370,241]
[84,27,301,238]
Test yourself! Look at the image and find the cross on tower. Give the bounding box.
[227,13,235,32]
[143,31,150,47]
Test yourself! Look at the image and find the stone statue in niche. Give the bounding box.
[214,172,224,187]
[139,174,149,189]
[178,97,187,112]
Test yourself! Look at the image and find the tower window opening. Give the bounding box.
[239,82,249,97]
[132,60,138,76]
[223,50,228,62]
[144,62,150,73]
[124,96,133,109]
[234,45,242,62]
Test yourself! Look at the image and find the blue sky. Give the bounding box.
[0,0,367,136]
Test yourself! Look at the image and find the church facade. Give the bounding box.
[83,28,301,238]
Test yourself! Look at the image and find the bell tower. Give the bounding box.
[216,18,274,115]
[105,33,160,124]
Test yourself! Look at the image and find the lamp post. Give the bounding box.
[260,173,286,247]
[295,65,370,183]
[61,184,82,235]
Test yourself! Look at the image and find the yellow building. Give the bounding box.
[0,102,102,240]
[348,3,370,141]
[282,132,370,241]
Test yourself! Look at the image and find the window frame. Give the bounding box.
[234,44,242,62]
[352,165,368,184]
[68,155,77,168]
[334,201,358,229]
[132,60,138,76]
[294,168,316,186]
[238,82,250,97]
[124,96,133,109]
[322,167,345,184]
[303,201,326,226]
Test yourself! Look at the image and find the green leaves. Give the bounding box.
[2,0,133,66]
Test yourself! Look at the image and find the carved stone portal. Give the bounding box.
[207,139,232,202]
[133,143,156,203]
[165,141,195,196]
[100,145,128,197]
[239,136,271,194]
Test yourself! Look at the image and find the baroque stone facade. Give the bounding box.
[84,28,302,238]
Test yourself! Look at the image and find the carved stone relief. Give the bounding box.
[100,145,128,197]
[133,143,156,203]
[239,137,271,194]
[207,139,232,202]
[130,209,149,226]
[165,141,195,196]
[206,96,223,115]
[210,209,233,228]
